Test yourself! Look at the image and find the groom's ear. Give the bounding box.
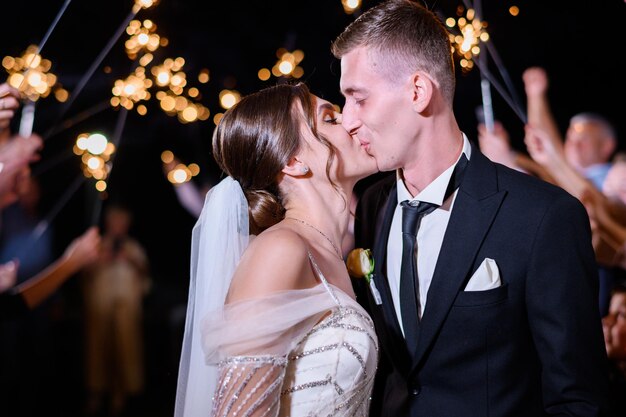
[281,157,309,178]
[410,71,434,113]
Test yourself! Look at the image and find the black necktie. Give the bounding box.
[399,200,437,348]
[399,153,468,349]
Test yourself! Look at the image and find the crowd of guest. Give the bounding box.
[0,82,154,417]
[477,66,626,414]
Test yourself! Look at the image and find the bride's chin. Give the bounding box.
[361,160,379,178]
[351,167,378,182]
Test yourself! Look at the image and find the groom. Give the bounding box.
[332,1,608,416]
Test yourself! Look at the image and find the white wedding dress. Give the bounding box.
[208,254,379,416]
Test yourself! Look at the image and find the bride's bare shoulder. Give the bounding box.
[226,227,314,303]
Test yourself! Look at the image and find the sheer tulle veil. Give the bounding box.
[174,177,249,417]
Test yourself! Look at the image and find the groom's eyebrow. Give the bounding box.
[342,87,364,96]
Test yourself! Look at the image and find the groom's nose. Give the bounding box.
[341,104,361,136]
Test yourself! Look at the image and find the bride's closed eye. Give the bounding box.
[323,110,341,125]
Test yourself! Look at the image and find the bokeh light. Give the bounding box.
[446,7,488,73]
[74,133,115,192]
[2,45,61,101]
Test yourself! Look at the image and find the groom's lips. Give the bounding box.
[352,134,371,153]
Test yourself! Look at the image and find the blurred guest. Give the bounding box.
[0,134,42,209]
[522,67,563,148]
[523,67,617,190]
[0,82,20,137]
[0,176,54,282]
[602,284,626,416]
[523,66,622,316]
[477,120,554,182]
[0,227,100,417]
[161,154,211,219]
[603,153,626,207]
[0,81,43,211]
[0,226,101,319]
[82,203,150,417]
[564,112,617,190]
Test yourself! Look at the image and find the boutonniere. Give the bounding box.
[346,248,382,305]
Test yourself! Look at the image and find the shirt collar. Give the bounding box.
[396,133,472,206]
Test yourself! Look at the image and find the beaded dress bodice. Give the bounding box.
[211,254,378,417]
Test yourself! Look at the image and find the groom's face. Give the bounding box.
[339,46,417,173]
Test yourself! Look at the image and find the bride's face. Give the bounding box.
[302,95,378,183]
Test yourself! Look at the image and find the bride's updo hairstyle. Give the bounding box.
[213,83,332,235]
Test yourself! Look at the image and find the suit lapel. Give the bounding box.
[410,148,506,372]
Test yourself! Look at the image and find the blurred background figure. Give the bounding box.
[0,176,54,285]
[514,66,624,317]
[82,203,150,417]
[602,284,626,416]
[0,227,100,315]
[522,67,618,191]
[161,153,212,219]
[477,119,553,181]
[603,153,626,207]
[0,133,43,210]
[564,112,617,190]
[0,226,101,416]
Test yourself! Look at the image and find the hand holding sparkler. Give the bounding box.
[0,133,42,209]
[477,120,517,169]
[522,67,563,145]
[0,133,42,172]
[524,125,564,168]
[0,83,20,132]
[522,67,549,98]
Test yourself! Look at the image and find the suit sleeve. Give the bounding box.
[526,193,610,416]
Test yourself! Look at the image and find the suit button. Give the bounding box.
[411,386,421,396]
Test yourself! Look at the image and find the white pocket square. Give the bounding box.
[464,258,501,291]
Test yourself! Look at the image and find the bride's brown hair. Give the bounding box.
[212,83,336,235]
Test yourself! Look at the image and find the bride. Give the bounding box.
[174,82,379,416]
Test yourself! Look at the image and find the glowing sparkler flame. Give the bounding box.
[74,133,115,192]
[269,49,305,80]
[2,45,64,101]
[446,8,488,73]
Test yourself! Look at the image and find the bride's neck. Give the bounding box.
[283,185,352,245]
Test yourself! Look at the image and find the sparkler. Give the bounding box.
[3,46,60,102]
[446,8,489,74]
[3,46,68,139]
[258,48,305,82]
[161,151,200,185]
[111,66,153,111]
[341,0,361,15]
[125,19,164,60]
[19,102,35,137]
[10,0,73,141]
[446,2,527,126]
[51,0,158,136]
[147,58,210,122]
[90,107,128,225]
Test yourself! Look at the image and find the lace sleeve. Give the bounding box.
[211,355,288,417]
[201,286,338,416]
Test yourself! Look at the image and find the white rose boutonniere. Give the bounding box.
[347,248,382,305]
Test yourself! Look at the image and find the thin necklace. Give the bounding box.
[286,217,343,261]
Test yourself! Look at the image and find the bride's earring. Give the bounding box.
[300,165,309,175]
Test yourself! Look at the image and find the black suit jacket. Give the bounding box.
[354,145,609,417]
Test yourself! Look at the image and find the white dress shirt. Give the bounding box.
[387,135,472,336]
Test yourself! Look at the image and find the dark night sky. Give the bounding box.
[0,0,625,296]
